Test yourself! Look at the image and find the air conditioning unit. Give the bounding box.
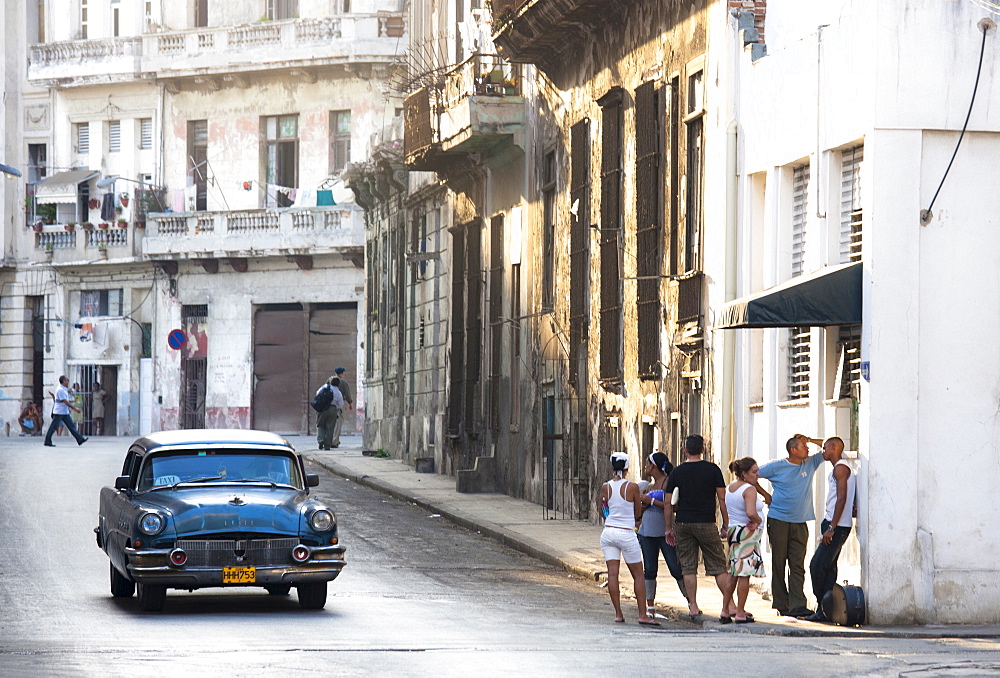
[484,84,504,95]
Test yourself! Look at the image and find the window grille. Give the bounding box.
[140,118,153,150]
[569,119,590,385]
[598,88,624,383]
[635,80,662,379]
[787,326,810,400]
[791,164,810,277]
[76,123,90,155]
[108,121,121,153]
[840,145,863,264]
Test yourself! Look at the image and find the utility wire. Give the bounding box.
[921,24,989,224]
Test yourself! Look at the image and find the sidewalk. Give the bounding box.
[302,434,999,639]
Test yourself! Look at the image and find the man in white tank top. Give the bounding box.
[806,436,856,622]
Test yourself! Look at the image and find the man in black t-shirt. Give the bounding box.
[665,434,730,619]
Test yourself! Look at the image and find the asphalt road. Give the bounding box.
[2,436,1000,677]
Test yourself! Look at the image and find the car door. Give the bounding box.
[103,449,141,574]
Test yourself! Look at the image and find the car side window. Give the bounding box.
[121,450,140,478]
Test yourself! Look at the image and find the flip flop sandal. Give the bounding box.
[638,619,661,627]
[719,615,733,624]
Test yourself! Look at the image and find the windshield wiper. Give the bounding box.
[229,478,295,488]
[171,475,225,488]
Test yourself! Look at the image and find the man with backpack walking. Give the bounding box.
[330,366,353,448]
[313,376,344,450]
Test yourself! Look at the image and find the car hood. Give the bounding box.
[139,485,308,535]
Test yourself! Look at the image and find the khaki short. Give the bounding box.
[674,522,727,576]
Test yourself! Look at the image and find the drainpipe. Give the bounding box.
[723,119,737,470]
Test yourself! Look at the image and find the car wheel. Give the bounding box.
[296,582,327,610]
[110,563,135,598]
[265,584,291,596]
[137,582,167,612]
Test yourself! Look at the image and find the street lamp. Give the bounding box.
[1,163,22,178]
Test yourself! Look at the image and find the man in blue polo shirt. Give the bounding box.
[756,434,824,618]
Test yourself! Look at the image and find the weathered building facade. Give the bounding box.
[1,1,405,436]
[360,0,724,518]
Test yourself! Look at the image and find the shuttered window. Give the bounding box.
[791,164,809,278]
[140,118,153,150]
[840,145,863,263]
[489,214,504,431]
[448,229,466,435]
[598,88,624,384]
[635,80,662,379]
[108,121,121,152]
[465,223,482,429]
[569,119,590,386]
[541,151,556,310]
[76,123,90,154]
[330,111,351,172]
[787,326,810,400]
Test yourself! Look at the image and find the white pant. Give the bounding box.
[600,526,642,564]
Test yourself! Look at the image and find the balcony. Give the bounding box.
[491,0,607,72]
[27,37,143,87]
[404,54,525,172]
[143,206,364,262]
[140,14,405,87]
[31,223,141,266]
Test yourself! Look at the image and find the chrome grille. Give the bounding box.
[176,538,298,567]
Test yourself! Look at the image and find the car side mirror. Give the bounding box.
[306,474,319,487]
[114,476,131,490]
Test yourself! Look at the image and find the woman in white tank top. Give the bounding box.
[720,457,768,624]
[598,453,659,626]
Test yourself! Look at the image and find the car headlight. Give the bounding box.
[139,512,164,535]
[309,509,334,532]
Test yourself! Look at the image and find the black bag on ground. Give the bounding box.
[310,386,334,413]
[822,582,867,626]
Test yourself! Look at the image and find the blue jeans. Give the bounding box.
[809,519,852,605]
[44,413,85,445]
[638,534,687,600]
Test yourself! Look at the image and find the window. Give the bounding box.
[139,118,153,150]
[569,118,591,385]
[687,70,703,115]
[464,223,482,428]
[684,89,703,272]
[840,145,863,263]
[266,0,298,20]
[108,121,121,152]
[263,115,298,207]
[791,163,810,277]
[787,326,810,400]
[668,76,680,275]
[329,111,351,172]
[28,144,47,183]
[80,289,123,317]
[489,214,504,431]
[195,0,208,28]
[76,123,90,155]
[541,150,556,310]
[188,120,208,211]
[835,324,862,400]
[597,87,624,384]
[112,5,120,36]
[448,229,466,435]
[80,0,88,39]
[635,80,662,379]
[510,263,521,427]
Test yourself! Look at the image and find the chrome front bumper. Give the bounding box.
[125,543,346,588]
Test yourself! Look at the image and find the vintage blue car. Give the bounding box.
[95,430,346,611]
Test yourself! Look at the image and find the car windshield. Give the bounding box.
[137,449,302,491]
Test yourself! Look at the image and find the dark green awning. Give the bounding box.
[716,262,862,329]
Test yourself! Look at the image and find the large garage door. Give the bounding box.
[308,304,358,435]
[253,305,305,433]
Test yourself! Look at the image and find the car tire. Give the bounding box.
[137,583,167,612]
[265,584,291,596]
[110,563,135,598]
[296,582,327,610]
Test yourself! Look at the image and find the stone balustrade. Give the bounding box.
[27,37,143,85]
[144,206,363,258]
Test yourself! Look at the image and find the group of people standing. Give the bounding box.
[315,366,354,450]
[599,432,856,626]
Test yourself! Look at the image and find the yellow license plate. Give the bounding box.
[223,566,256,583]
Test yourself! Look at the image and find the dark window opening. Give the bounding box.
[187,120,208,211]
[569,119,591,386]
[635,80,662,379]
[598,88,624,384]
[489,214,504,432]
[542,150,556,310]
